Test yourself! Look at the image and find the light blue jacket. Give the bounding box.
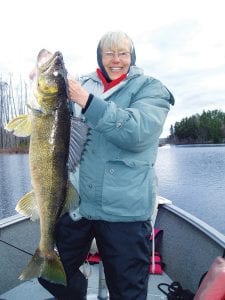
[72,66,174,222]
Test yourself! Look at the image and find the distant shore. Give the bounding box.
[1,142,225,154]
[175,143,225,147]
[0,148,29,154]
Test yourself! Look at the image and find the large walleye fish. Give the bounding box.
[5,49,87,285]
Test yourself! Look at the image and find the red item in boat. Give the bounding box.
[87,252,101,264]
[194,256,225,300]
[149,252,163,274]
[149,228,164,275]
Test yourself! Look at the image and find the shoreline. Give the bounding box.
[175,143,225,147]
[0,148,29,154]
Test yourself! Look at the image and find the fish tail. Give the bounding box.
[19,248,67,285]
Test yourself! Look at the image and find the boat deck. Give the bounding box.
[0,264,172,299]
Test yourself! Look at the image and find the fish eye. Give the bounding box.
[53,71,59,77]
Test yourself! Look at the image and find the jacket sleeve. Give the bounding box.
[83,78,174,152]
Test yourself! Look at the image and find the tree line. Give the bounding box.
[169,110,225,144]
[0,75,29,152]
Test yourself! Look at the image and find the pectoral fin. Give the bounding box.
[5,114,32,137]
[15,190,39,221]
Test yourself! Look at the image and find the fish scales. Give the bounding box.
[30,102,70,252]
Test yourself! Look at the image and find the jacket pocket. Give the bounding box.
[102,159,156,217]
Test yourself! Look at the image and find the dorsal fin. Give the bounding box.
[68,117,89,172]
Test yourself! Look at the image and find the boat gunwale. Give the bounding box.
[1,199,225,249]
[0,214,28,229]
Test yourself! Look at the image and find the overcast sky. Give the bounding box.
[1,0,225,137]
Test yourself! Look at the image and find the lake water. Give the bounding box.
[1,145,225,235]
[0,154,31,220]
[155,145,225,235]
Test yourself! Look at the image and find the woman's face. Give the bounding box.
[101,39,131,80]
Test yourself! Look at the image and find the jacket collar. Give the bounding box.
[96,68,127,92]
[80,66,144,99]
[80,66,143,84]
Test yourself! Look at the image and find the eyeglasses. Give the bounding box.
[103,51,131,59]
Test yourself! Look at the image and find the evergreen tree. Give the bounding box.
[170,110,225,144]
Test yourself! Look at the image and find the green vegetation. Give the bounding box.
[168,110,225,144]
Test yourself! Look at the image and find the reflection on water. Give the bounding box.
[1,146,225,235]
[156,145,225,235]
[0,154,31,219]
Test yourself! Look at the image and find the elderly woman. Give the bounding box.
[39,30,174,300]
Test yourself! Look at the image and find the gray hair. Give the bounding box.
[99,31,134,51]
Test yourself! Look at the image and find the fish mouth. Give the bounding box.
[37,49,65,75]
[36,49,67,99]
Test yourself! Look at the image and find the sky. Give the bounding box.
[0,0,225,137]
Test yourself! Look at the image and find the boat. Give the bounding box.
[1,196,225,299]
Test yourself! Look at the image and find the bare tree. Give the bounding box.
[0,74,29,152]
